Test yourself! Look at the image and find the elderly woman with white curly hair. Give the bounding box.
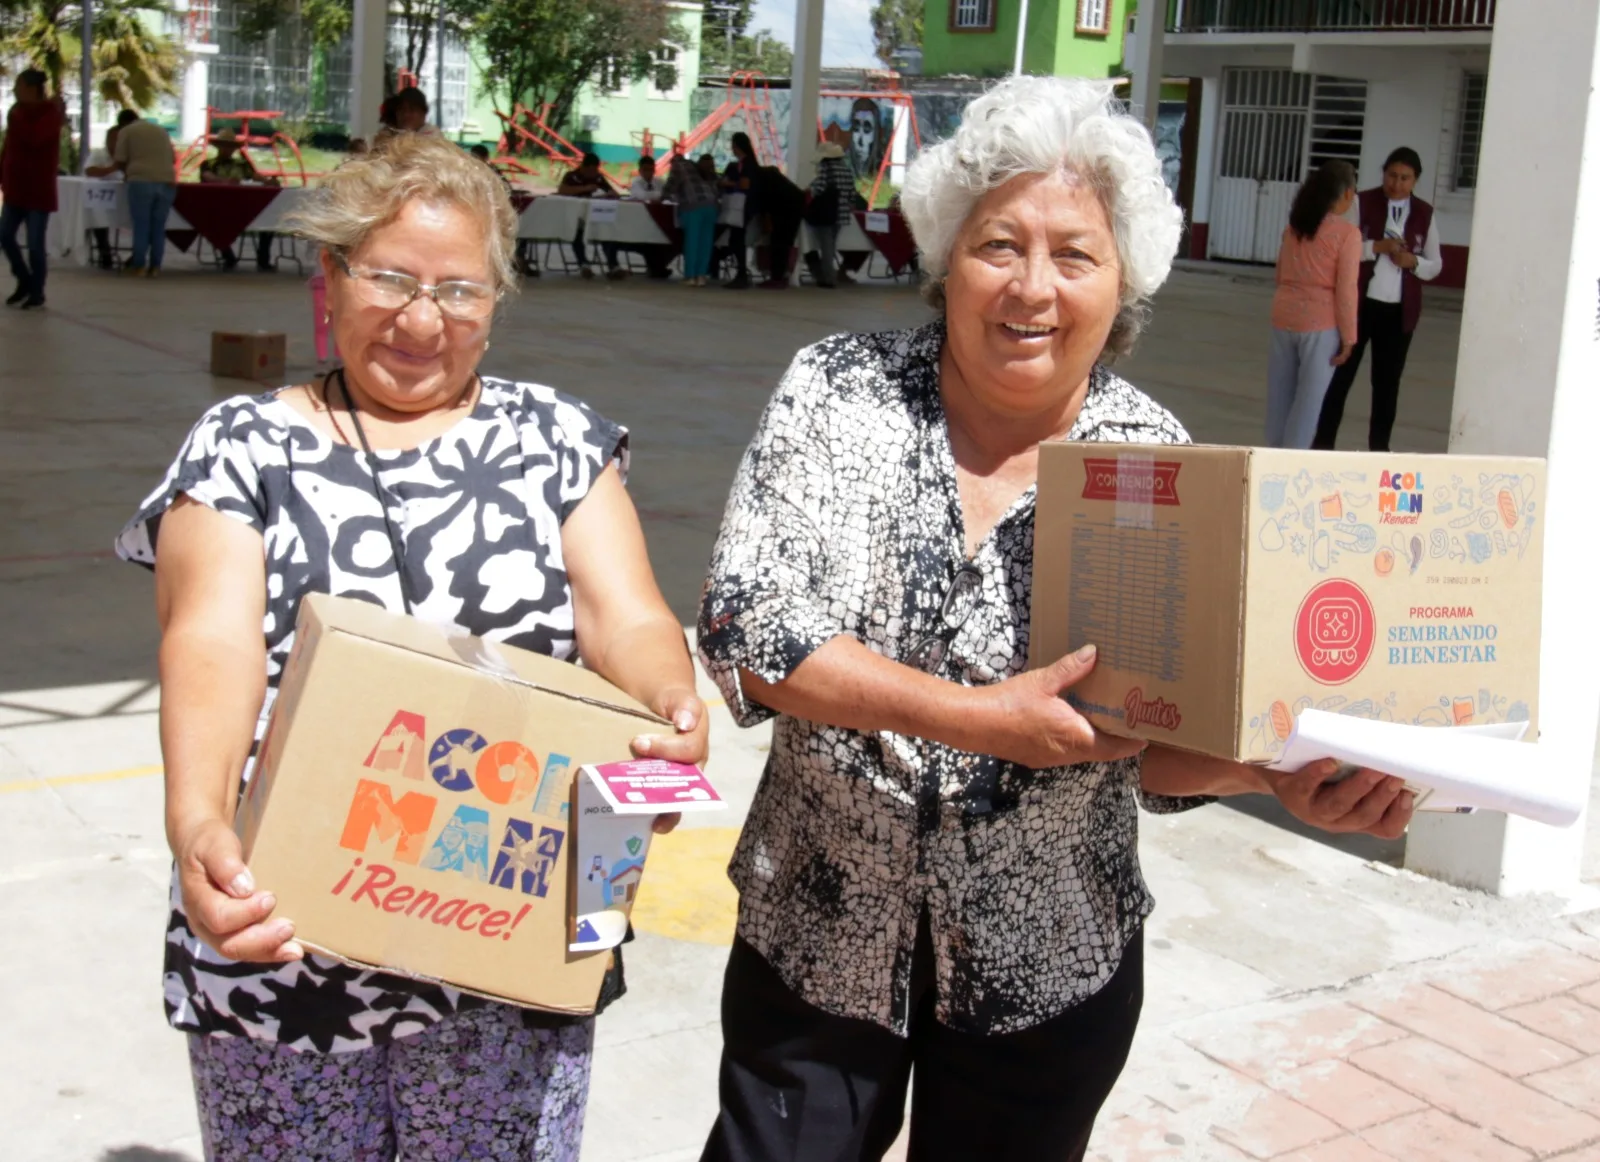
[695,77,1414,1162]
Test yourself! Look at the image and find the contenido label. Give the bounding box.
[1081,458,1182,505]
[1294,579,1376,685]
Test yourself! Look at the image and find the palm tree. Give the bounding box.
[6,0,180,109]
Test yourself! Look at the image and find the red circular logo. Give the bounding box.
[1294,579,1376,685]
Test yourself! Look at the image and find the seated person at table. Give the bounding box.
[198,129,277,272]
[626,156,671,280]
[559,151,624,281]
[85,125,123,270]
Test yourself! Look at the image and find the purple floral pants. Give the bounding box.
[187,1004,594,1160]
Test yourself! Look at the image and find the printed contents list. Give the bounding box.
[1068,521,1188,681]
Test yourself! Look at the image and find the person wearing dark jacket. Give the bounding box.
[1,69,66,309]
[1312,146,1443,451]
[751,164,805,289]
[559,151,625,279]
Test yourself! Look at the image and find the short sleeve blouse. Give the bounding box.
[116,377,626,1053]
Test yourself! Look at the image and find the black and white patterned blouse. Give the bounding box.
[116,377,626,1053]
[698,321,1209,1038]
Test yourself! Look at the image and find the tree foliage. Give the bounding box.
[233,0,351,51]
[231,0,479,78]
[870,0,922,70]
[698,0,792,76]
[5,0,180,108]
[477,0,688,132]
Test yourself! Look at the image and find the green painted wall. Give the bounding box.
[922,0,1128,79]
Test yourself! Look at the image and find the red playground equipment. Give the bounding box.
[177,108,310,185]
[818,75,921,209]
[494,102,585,175]
[661,71,783,168]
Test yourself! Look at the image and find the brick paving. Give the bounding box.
[1090,927,1600,1161]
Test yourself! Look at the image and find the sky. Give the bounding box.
[748,0,882,70]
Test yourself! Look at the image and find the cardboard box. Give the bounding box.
[237,593,668,1013]
[210,331,286,382]
[1031,445,1544,763]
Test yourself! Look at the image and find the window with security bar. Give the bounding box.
[1454,71,1488,190]
[1077,0,1109,33]
[599,56,630,96]
[651,46,682,100]
[952,0,995,30]
[1307,77,1367,173]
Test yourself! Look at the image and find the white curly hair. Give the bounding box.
[900,75,1183,358]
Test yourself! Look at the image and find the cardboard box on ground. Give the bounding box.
[210,331,285,382]
[1030,445,1544,764]
[237,593,669,1012]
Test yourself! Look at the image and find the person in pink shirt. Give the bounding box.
[1265,160,1360,448]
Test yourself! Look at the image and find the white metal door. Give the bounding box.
[1211,69,1310,262]
[1211,69,1368,264]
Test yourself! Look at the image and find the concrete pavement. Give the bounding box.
[1,259,1596,1161]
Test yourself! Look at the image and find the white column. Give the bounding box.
[786,0,824,178]
[350,0,388,139]
[1125,3,1166,132]
[181,54,212,144]
[1403,0,1600,897]
[1013,0,1032,75]
[1189,75,1221,258]
[79,0,93,173]
[890,102,909,188]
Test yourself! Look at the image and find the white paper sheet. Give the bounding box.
[1266,709,1579,828]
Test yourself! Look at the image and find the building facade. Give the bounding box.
[460,0,703,162]
[1159,0,1493,285]
[170,0,700,162]
[922,0,1128,78]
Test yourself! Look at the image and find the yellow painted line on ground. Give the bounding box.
[0,764,163,795]
[631,827,742,946]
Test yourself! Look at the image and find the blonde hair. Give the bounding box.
[901,76,1182,359]
[286,133,518,295]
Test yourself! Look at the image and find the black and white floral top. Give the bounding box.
[698,321,1209,1038]
[117,377,626,1053]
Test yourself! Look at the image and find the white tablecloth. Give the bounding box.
[581,199,671,246]
[516,195,671,246]
[517,195,588,242]
[49,177,313,264]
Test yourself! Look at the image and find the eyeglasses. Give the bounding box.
[907,563,983,673]
[335,254,498,321]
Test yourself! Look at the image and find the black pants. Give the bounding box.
[92,226,115,268]
[725,225,749,279]
[572,222,619,270]
[220,232,276,270]
[766,211,801,281]
[1313,298,1415,452]
[700,923,1144,1162]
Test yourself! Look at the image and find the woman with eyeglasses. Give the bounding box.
[114,132,706,1161]
[696,77,1415,1162]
